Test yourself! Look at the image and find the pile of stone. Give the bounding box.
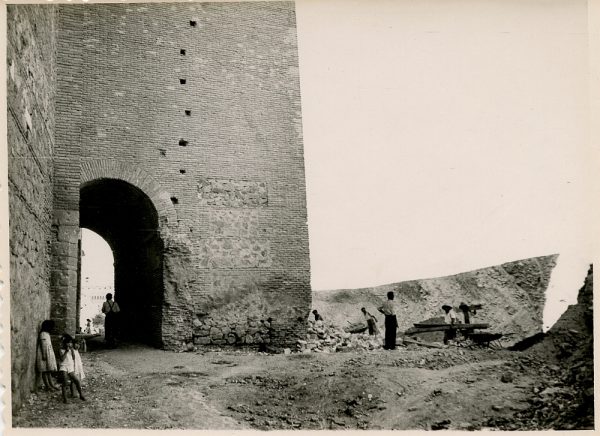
[483,361,586,430]
[296,320,383,353]
[484,265,594,430]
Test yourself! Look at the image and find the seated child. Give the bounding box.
[58,334,86,403]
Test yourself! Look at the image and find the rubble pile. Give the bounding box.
[486,265,594,430]
[296,320,383,353]
[483,361,588,430]
[525,265,593,430]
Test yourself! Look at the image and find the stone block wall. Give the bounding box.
[7,4,59,412]
[53,2,311,348]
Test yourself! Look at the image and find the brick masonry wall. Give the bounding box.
[54,2,311,348]
[7,4,59,412]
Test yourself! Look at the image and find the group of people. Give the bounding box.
[311,291,399,350]
[312,292,464,350]
[34,293,122,403]
[36,320,87,403]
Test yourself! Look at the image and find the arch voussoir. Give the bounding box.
[80,160,178,230]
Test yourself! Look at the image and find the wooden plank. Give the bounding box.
[413,323,489,329]
[413,323,452,328]
[405,327,447,334]
[405,324,489,334]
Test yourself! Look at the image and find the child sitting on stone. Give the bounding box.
[58,334,86,403]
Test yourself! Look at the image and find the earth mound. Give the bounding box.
[488,264,594,430]
[312,255,558,345]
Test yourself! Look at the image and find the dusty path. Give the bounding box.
[12,342,558,430]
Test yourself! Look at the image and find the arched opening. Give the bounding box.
[80,229,114,335]
[80,178,164,347]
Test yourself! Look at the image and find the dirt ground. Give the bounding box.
[12,337,581,431]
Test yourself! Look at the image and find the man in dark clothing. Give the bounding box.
[312,309,323,322]
[459,302,471,324]
[378,291,398,350]
[102,293,120,347]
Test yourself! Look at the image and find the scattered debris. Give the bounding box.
[13,266,593,432]
[296,320,383,353]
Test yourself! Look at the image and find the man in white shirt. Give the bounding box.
[442,304,458,344]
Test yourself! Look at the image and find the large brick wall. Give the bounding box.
[7,4,59,412]
[52,2,311,348]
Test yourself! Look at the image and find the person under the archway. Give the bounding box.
[102,293,120,348]
[378,291,398,350]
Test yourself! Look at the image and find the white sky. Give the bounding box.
[80,0,597,330]
[81,229,114,288]
[296,0,595,295]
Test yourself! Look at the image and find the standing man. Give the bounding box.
[442,304,458,344]
[458,302,471,324]
[102,293,120,348]
[378,291,398,350]
[361,307,379,336]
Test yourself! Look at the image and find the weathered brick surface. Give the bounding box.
[7,4,58,413]
[8,1,311,411]
[198,178,269,207]
[51,2,311,348]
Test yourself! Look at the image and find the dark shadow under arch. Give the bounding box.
[80,178,164,347]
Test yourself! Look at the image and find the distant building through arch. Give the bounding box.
[79,229,114,333]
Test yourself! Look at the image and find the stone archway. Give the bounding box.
[50,161,196,348]
[80,160,178,233]
[80,178,164,346]
[79,161,184,347]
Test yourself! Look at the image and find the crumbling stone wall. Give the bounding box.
[7,4,59,412]
[51,2,311,348]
